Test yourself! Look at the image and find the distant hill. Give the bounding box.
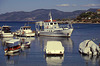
[87,8,98,12]
[0,8,99,21]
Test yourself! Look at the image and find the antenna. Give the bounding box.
[49,11,53,22]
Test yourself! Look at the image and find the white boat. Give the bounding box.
[4,39,21,55]
[20,39,31,48]
[35,12,73,37]
[0,26,13,38]
[6,39,20,44]
[45,41,64,55]
[15,26,35,37]
[79,40,100,55]
[16,37,34,49]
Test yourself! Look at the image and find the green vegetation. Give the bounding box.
[76,11,100,23]
[56,18,72,21]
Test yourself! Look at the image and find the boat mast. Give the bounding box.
[49,12,53,22]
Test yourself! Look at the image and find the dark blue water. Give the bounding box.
[0,21,36,32]
[0,22,100,66]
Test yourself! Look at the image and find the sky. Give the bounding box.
[0,0,100,14]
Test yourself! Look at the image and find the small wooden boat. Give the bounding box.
[20,41,31,48]
[4,39,21,55]
[16,38,31,48]
[5,45,21,54]
[45,41,64,55]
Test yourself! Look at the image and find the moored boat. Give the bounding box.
[79,40,100,55]
[20,38,31,48]
[15,26,35,37]
[45,41,64,55]
[0,26,13,38]
[35,12,73,37]
[5,45,21,55]
[4,39,21,55]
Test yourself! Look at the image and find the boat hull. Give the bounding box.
[16,33,35,37]
[46,53,64,56]
[4,45,21,55]
[22,33,35,37]
[46,52,64,55]
[46,49,64,55]
[0,33,13,38]
[5,48,21,55]
[38,29,73,37]
[21,43,30,48]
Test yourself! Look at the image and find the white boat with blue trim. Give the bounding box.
[35,12,73,37]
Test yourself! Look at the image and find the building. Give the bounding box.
[97,9,100,14]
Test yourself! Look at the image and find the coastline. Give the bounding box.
[0,20,100,24]
[57,21,100,24]
[72,21,100,24]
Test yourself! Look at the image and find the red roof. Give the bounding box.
[44,20,56,22]
[97,9,100,11]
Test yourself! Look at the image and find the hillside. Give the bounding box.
[0,8,98,21]
[75,10,100,23]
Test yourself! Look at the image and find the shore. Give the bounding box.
[57,21,100,24]
[72,21,100,24]
[0,20,100,24]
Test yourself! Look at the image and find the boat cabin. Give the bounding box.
[44,22,59,29]
[35,21,61,32]
[2,26,12,33]
[0,26,13,38]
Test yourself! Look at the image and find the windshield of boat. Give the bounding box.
[2,27,11,33]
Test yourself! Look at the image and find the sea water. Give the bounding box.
[0,21,100,66]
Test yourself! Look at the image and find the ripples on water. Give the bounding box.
[0,22,100,66]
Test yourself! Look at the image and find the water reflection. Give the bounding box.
[36,36,73,66]
[37,36,73,53]
[81,54,99,65]
[1,38,13,47]
[1,37,36,66]
[5,52,20,66]
[0,36,74,66]
[45,55,64,66]
[15,37,35,51]
[15,37,35,42]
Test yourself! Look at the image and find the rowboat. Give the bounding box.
[4,39,21,55]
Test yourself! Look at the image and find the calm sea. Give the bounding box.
[0,21,100,66]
